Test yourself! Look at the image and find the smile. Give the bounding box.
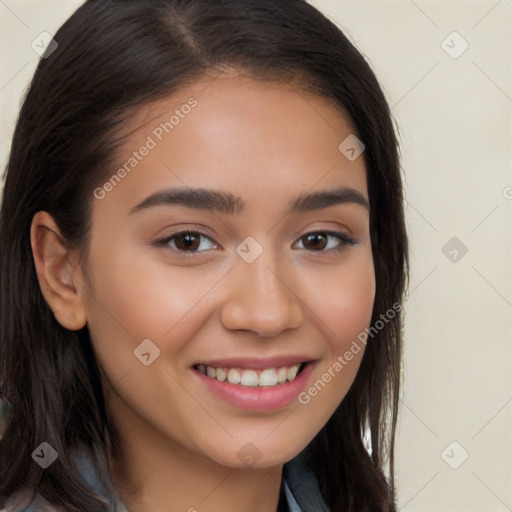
[194,362,307,388]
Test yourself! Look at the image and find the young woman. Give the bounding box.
[0,1,408,511]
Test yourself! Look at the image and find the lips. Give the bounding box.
[192,359,316,411]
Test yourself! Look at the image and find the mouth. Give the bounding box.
[192,361,310,388]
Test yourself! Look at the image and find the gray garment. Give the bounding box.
[4,446,330,512]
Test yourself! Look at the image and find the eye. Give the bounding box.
[152,230,218,253]
[152,229,358,257]
[294,230,358,252]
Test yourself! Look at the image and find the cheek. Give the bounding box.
[308,252,375,352]
[82,248,219,446]
[82,242,236,413]
[296,252,374,413]
[84,241,218,342]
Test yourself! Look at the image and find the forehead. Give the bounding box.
[98,72,368,213]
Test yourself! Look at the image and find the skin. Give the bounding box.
[30,72,375,512]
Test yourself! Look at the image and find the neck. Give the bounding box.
[105,388,284,512]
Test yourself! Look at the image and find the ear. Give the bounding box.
[30,211,87,330]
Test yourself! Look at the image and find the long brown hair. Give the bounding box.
[0,1,408,510]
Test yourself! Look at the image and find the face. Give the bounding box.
[80,73,375,468]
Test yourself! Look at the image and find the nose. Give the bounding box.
[220,250,304,337]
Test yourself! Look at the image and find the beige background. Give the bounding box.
[1,1,511,510]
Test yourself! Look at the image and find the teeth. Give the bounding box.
[197,363,304,387]
[259,369,278,387]
[276,367,287,384]
[240,370,259,387]
[227,368,241,385]
[216,367,226,381]
[287,365,299,381]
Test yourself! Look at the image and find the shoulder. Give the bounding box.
[1,489,56,512]
[1,445,117,512]
[4,447,328,512]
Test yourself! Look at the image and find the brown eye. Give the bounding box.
[153,231,217,253]
[294,231,358,253]
[173,233,201,251]
[302,233,328,251]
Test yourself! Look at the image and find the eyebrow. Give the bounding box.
[129,185,369,216]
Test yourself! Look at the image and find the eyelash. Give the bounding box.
[152,229,358,257]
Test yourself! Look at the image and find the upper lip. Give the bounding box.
[192,356,315,370]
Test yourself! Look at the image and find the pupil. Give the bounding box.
[306,233,326,250]
[177,233,199,251]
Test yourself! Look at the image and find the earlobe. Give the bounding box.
[30,211,87,331]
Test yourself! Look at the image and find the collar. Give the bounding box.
[283,450,330,512]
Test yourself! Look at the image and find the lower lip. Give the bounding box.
[193,363,315,412]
